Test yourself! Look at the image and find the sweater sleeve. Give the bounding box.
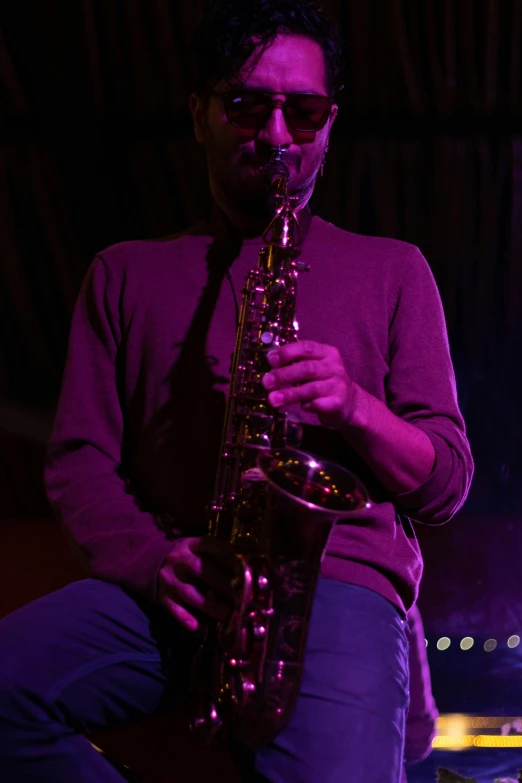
[45,256,176,602]
[385,247,473,524]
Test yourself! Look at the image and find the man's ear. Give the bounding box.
[189,93,206,144]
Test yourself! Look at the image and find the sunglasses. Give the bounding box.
[211,90,334,133]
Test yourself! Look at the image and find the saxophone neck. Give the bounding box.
[262,147,301,250]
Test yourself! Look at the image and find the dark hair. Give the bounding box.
[192,0,344,98]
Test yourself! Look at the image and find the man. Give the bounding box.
[0,1,473,781]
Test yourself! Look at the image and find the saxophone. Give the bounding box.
[191,146,372,748]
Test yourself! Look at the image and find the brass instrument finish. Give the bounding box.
[190,147,371,748]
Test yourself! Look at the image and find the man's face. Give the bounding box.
[191,33,337,218]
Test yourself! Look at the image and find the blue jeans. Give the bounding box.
[0,578,409,782]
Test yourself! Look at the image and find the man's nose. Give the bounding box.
[257,105,294,148]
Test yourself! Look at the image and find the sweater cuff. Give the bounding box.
[387,430,453,515]
[122,534,176,604]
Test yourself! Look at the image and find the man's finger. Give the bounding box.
[262,359,331,390]
[163,596,199,631]
[267,340,330,367]
[268,379,336,408]
[166,576,231,621]
[192,536,236,568]
[176,558,234,604]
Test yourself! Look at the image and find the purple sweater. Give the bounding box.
[45,215,473,614]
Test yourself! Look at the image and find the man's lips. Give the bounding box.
[240,152,299,169]
[245,160,298,177]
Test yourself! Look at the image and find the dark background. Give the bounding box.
[1,1,522,779]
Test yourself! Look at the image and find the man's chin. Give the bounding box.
[235,172,271,199]
[242,164,271,186]
[234,194,273,219]
[222,166,310,212]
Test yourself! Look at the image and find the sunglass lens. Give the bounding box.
[284,95,332,131]
[225,93,271,129]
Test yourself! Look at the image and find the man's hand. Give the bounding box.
[158,537,235,631]
[262,340,360,430]
[262,339,436,493]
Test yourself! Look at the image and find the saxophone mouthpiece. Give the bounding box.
[262,146,290,190]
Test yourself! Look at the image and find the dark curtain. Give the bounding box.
[1,0,521,632]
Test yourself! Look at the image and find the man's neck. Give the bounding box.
[213,203,271,239]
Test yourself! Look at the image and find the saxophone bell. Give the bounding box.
[257,447,371,516]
